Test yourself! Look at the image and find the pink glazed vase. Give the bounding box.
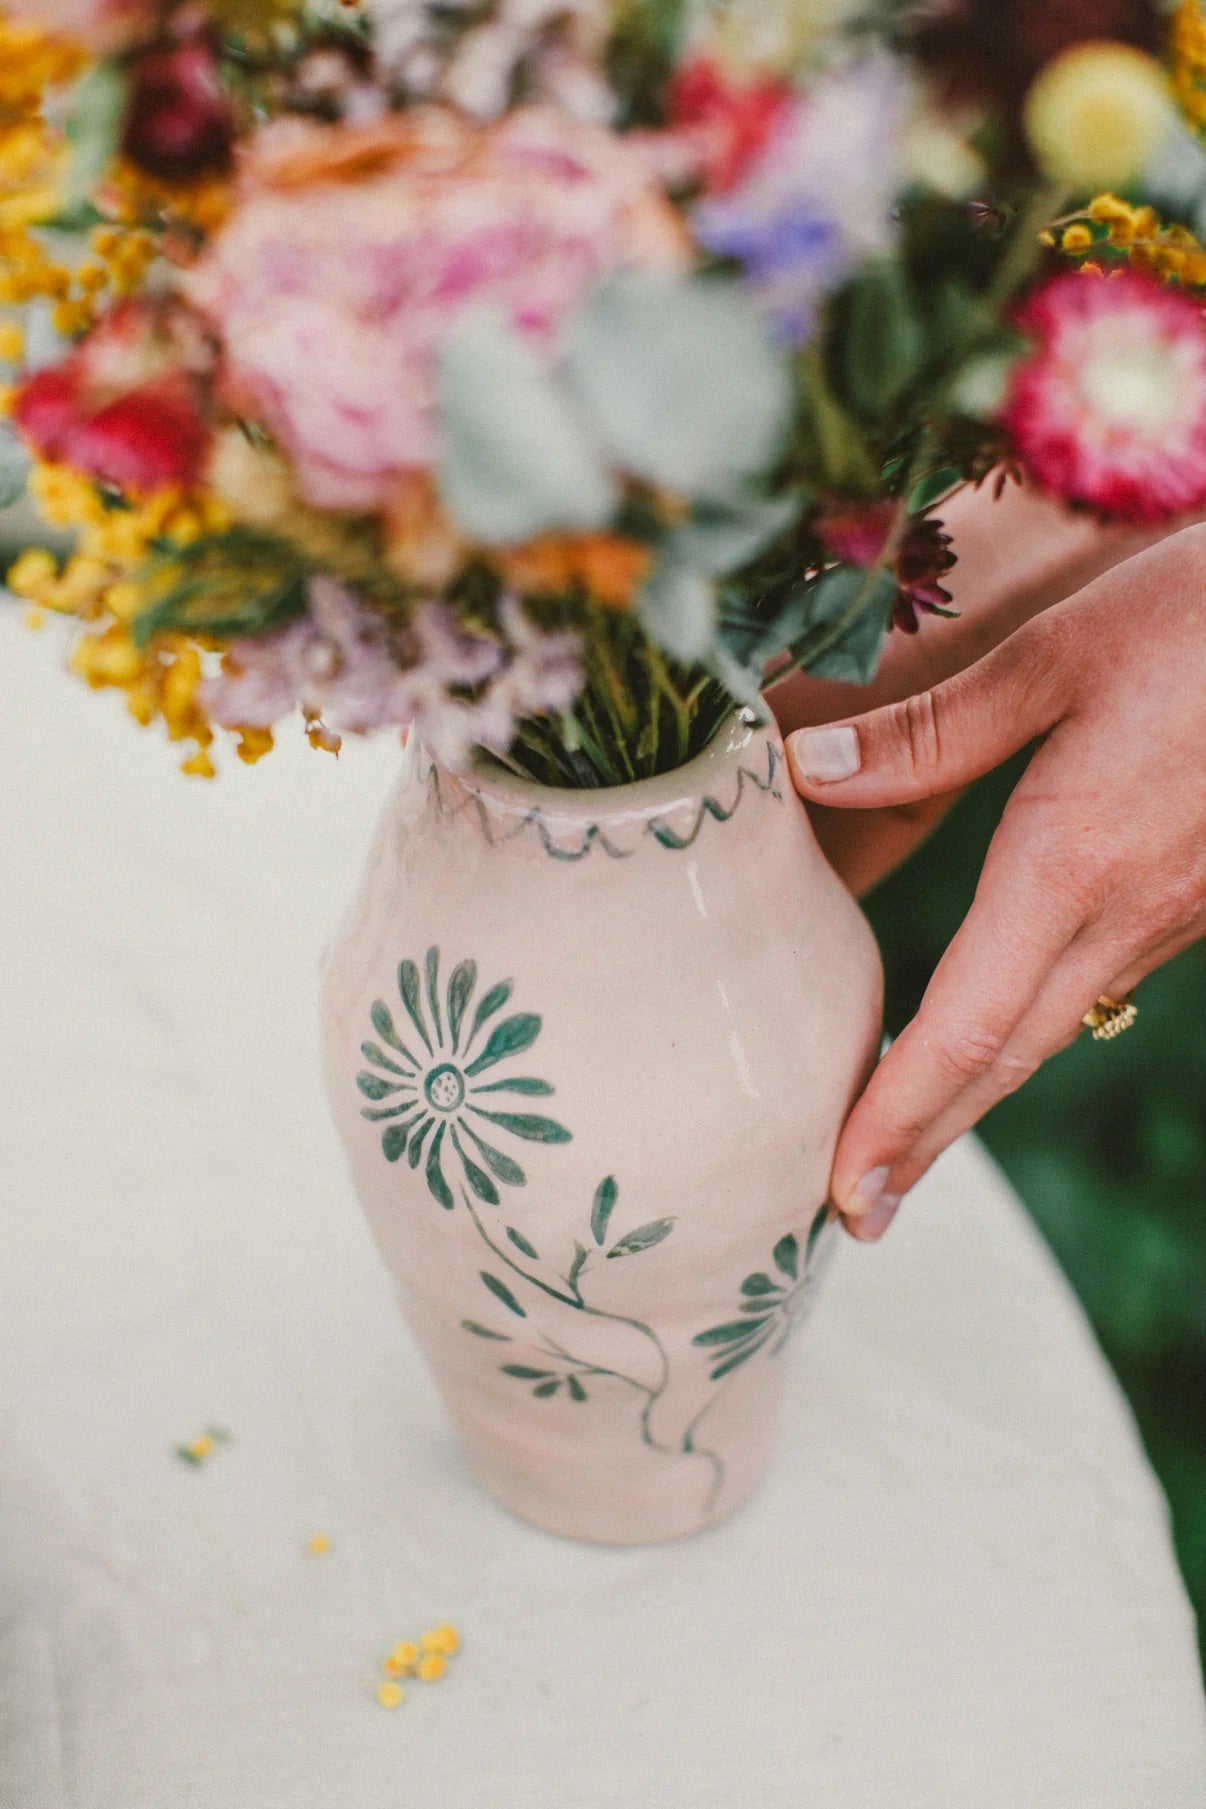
[321,713,883,1544]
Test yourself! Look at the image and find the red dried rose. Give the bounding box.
[122,32,234,183]
[13,301,212,494]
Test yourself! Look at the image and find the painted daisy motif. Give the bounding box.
[358,949,571,1207]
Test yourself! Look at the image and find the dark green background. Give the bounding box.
[865,754,1206,1669]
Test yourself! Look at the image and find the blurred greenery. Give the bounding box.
[866,754,1206,1670]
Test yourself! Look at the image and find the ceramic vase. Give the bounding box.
[321,714,883,1545]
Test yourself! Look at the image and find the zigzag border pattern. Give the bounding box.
[422,739,783,863]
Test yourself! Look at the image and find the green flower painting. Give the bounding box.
[357,947,571,1208]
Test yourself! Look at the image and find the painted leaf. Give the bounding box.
[407,1118,433,1169]
[740,1273,781,1296]
[464,1014,542,1076]
[501,1364,553,1380]
[360,1041,412,1078]
[447,960,477,1053]
[506,1227,539,1260]
[471,1108,571,1145]
[805,1204,830,1264]
[533,1379,561,1398]
[361,1103,414,1122]
[382,1123,410,1163]
[710,1327,775,1381]
[773,1233,800,1280]
[567,1375,588,1403]
[397,959,433,1054]
[462,1319,510,1341]
[606,1218,675,1259]
[468,980,513,1049]
[480,1272,526,1317]
[426,1124,454,1209]
[358,1073,404,1101]
[463,1125,526,1187]
[424,947,443,1046]
[568,1240,589,1291]
[591,1176,618,1247]
[742,1297,777,1313]
[694,1317,772,1347]
[472,1077,554,1096]
[370,1001,421,1067]
[458,1141,501,1206]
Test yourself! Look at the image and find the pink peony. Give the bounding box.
[1004,270,1206,524]
[187,109,689,512]
[13,301,213,493]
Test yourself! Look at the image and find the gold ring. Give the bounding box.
[1082,994,1138,1041]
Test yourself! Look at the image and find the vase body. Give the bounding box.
[321,715,883,1544]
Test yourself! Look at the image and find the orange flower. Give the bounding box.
[496,533,654,610]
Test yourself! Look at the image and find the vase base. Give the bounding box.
[464,1442,766,1547]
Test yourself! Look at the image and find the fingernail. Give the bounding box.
[788,725,861,784]
[846,1164,893,1217]
[846,1193,901,1242]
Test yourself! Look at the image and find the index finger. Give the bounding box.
[831,834,1086,1226]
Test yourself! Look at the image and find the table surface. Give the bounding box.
[2,609,1204,1809]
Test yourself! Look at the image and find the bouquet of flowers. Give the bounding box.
[3,0,1206,785]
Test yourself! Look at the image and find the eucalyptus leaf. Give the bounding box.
[65,62,127,215]
[0,428,30,511]
[437,310,617,542]
[566,274,793,498]
[670,492,803,576]
[638,557,717,665]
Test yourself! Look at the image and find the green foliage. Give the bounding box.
[867,757,1206,1665]
[133,529,308,647]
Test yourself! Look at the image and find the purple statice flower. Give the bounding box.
[203,581,583,770]
[202,577,425,737]
[693,59,908,343]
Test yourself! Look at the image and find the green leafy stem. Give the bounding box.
[462,1178,730,1508]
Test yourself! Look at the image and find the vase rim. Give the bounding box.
[412,710,787,861]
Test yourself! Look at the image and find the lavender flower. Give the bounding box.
[693,59,908,343]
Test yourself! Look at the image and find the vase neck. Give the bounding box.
[411,715,788,863]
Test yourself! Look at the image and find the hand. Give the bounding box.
[785,524,1206,1241]
[771,478,1167,896]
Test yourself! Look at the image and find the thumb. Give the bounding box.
[785,618,1066,809]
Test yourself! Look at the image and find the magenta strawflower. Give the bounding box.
[1004,270,1206,524]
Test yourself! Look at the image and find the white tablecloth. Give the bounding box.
[2,608,1204,1809]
